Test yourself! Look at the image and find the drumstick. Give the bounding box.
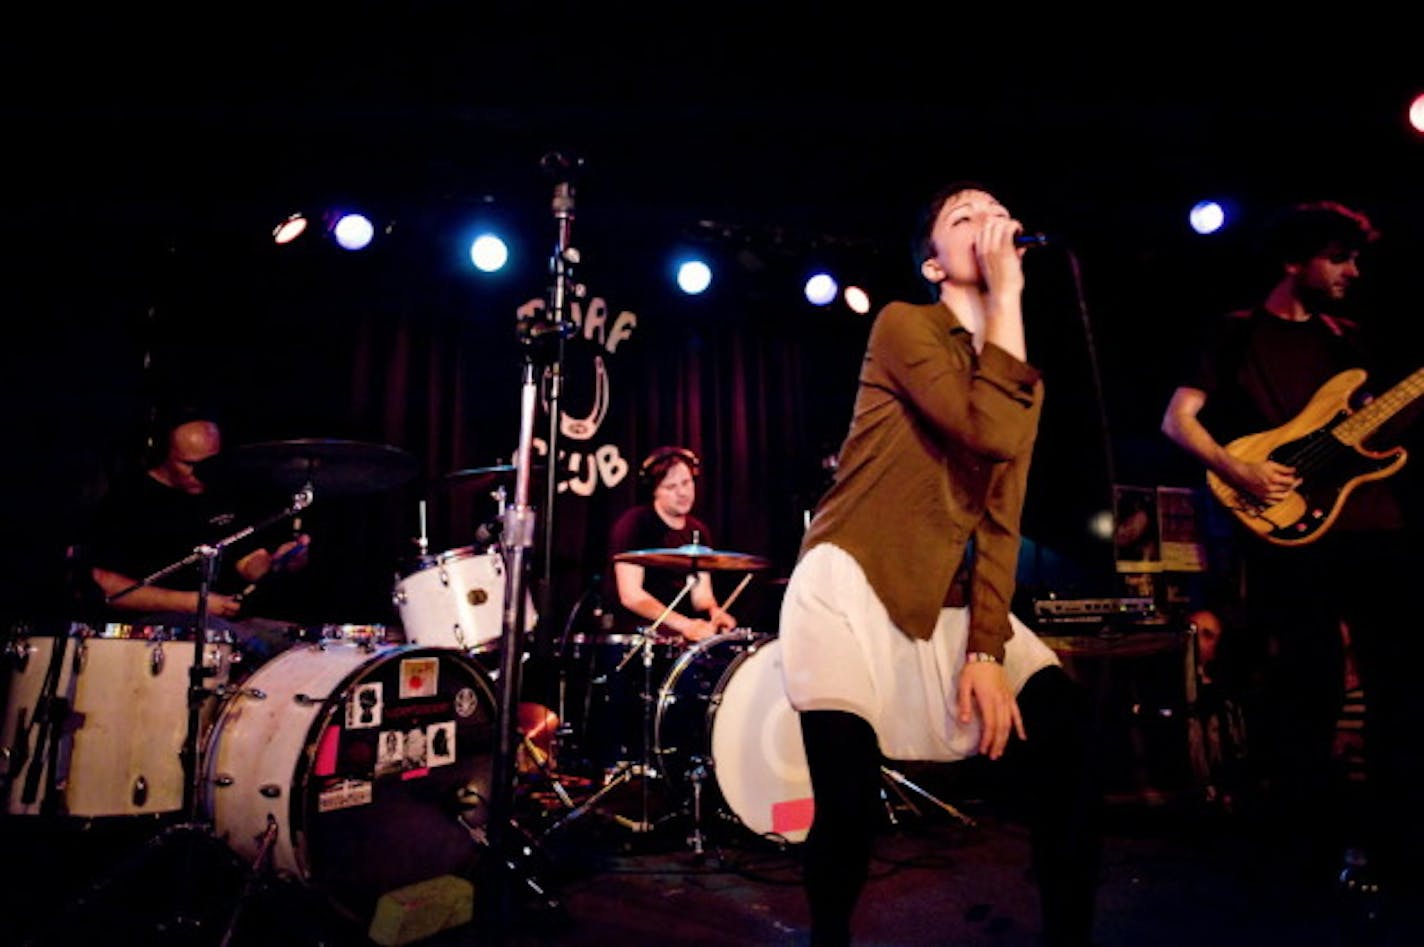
[721,573,753,612]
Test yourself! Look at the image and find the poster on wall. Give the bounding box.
[1156,486,1207,572]
[1112,484,1161,574]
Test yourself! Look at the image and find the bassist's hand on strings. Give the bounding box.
[1230,458,1300,504]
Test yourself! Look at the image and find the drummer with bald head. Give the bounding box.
[605,446,738,644]
[81,408,311,664]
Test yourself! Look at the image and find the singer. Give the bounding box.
[778,181,1101,946]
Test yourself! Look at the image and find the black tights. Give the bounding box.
[799,666,1101,946]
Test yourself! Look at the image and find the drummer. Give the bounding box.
[79,406,312,666]
[605,445,738,645]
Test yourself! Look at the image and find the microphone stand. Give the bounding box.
[484,153,581,939]
[535,150,582,660]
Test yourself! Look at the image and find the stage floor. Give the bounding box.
[5,764,1422,947]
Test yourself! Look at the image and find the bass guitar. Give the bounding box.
[1207,366,1424,546]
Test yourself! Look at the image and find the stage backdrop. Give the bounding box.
[1,188,1151,637]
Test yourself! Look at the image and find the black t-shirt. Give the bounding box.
[1179,306,1403,532]
[1182,307,1370,442]
[603,504,715,635]
[84,472,285,598]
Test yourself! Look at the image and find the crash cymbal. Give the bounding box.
[614,543,773,572]
[443,463,546,492]
[198,439,419,496]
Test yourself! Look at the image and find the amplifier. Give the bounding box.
[1032,596,1159,625]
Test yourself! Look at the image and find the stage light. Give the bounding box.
[1409,92,1424,134]
[469,233,510,273]
[1087,508,1115,542]
[843,285,871,315]
[272,212,309,245]
[676,259,713,295]
[333,212,375,251]
[803,272,838,307]
[1188,200,1227,236]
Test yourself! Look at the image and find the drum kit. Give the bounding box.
[0,437,815,938]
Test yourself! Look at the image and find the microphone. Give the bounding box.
[539,151,585,179]
[1014,232,1052,248]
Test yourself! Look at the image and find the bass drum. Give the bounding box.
[1,621,232,818]
[203,641,497,922]
[653,630,813,843]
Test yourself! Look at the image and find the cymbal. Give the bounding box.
[198,439,419,496]
[614,543,773,572]
[443,463,546,492]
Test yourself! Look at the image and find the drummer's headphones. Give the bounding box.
[637,445,701,495]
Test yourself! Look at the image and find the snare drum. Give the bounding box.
[392,547,506,652]
[392,548,538,653]
[1,621,233,818]
[654,630,813,842]
[202,640,498,922]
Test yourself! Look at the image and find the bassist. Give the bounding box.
[1161,200,1422,911]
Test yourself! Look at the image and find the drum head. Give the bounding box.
[206,644,498,922]
[708,638,813,843]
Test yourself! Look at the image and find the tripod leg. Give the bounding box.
[880,765,976,827]
[541,761,636,837]
[217,815,280,947]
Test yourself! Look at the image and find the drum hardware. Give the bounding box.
[541,621,680,839]
[878,765,976,828]
[8,628,72,814]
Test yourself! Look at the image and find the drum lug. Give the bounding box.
[392,588,407,607]
[151,643,165,677]
[293,692,321,706]
[132,775,149,807]
[73,639,87,675]
[259,783,283,799]
[213,773,235,788]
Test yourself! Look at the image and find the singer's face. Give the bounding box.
[923,189,1012,286]
[652,461,697,519]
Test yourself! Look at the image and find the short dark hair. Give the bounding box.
[912,179,993,270]
[1257,200,1379,267]
[637,445,701,496]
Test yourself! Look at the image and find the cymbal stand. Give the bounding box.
[879,765,975,828]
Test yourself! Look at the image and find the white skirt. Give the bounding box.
[779,542,1060,762]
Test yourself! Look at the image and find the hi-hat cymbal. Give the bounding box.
[614,543,773,572]
[198,439,418,496]
[443,463,546,492]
